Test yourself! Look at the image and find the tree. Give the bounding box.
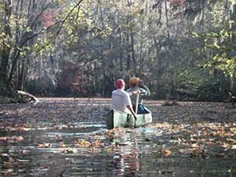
[1,0,235,102]
[0,0,84,102]
[195,1,236,97]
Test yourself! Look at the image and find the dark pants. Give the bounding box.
[133,104,146,114]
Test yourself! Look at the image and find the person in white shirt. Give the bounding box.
[112,79,137,120]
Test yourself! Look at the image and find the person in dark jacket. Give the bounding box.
[126,77,150,114]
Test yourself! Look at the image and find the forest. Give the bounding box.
[0,1,236,176]
[0,0,236,103]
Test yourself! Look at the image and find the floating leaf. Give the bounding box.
[37,143,51,148]
[231,145,236,149]
[74,139,91,148]
[92,140,103,147]
[230,127,236,134]
[161,149,172,157]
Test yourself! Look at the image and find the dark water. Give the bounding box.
[1,124,236,177]
[0,100,236,177]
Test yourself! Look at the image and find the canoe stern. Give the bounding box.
[135,112,152,127]
[106,110,135,129]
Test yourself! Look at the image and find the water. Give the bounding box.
[0,99,236,177]
[1,124,235,177]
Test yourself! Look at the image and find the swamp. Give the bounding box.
[1,1,236,176]
[0,98,236,177]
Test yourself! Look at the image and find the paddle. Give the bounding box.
[135,93,139,114]
[133,93,139,127]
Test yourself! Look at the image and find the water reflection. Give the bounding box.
[0,123,236,177]
[111,131,140,177]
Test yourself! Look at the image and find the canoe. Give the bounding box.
[106,108,152,129]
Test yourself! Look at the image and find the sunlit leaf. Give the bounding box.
[231,145,236,149]
[74,139,91,148]
[37,143,51,148]
[161,149,172,157]
[92,140,103,147]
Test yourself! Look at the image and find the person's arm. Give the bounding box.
[127,105,138,120]
[124,92,138,119]
[139,80,150,96]
[128,90,141,96]
[140,87,150,96]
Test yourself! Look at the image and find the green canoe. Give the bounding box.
[106,108,152,129]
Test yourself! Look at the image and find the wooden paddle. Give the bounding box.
[135,93,139,114]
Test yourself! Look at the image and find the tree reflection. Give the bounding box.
[111,131,140,177]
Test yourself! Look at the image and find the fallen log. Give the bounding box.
[17,90,39,104]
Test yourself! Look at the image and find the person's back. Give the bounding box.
[112,89,131,113]
[111,79,137,119]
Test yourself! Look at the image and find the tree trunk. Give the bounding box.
[230,1,236,92]
[0,0,17,100]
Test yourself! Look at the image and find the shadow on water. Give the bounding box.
[0,123,236,177]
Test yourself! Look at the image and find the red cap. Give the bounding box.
[115,79,125,89]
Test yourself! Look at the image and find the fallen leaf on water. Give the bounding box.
[37,143,51,148]
[190,143,199,148]
[230,127,236,134]
[92,140,103,147]
[0,136,24,142]
[191,148,199,157]
[0,137,8,141]
[161,149,172,157]
[60,147,77,153]
[65,148,76,153]
[231,145,236,149]
[1,153,9,157]
[15,136,24,141]
[58,142,67,148]
[17,127,29,132]
[88,147,101,153]
[74,139,91,148]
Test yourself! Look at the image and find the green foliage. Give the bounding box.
[196,73,231,101]
[197,28,235,79]
[1,0,235,101]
